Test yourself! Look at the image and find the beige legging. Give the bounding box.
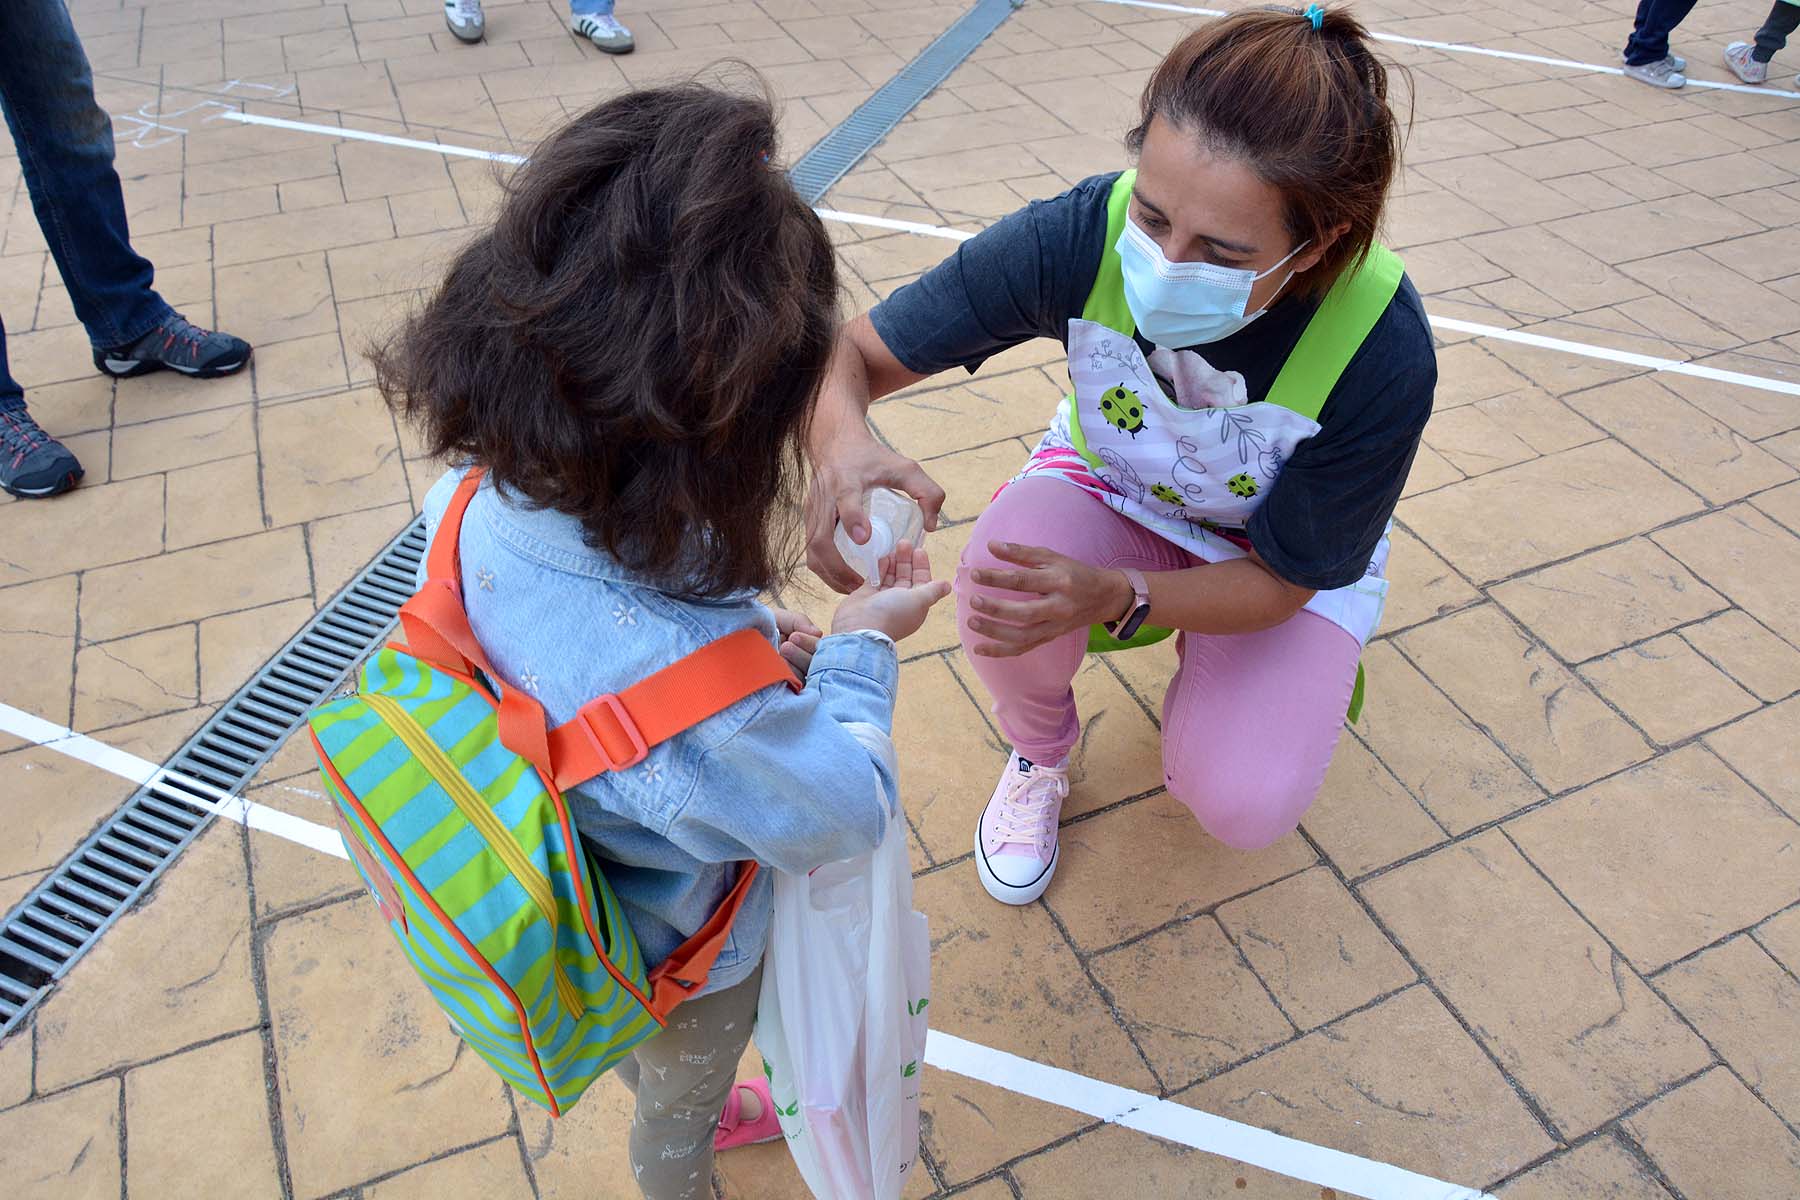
[613,963,763,1200]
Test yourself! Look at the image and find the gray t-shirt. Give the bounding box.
[869,172,1437,592]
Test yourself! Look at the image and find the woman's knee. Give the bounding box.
[1165,758,1314,849]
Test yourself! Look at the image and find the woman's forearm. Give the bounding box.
[1138,557,1315,636]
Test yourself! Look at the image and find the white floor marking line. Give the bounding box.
[2,697,1492,1200]
[217,114,981,241]
[1429,315,1800,396]
[0,701,347,860]
[926,1031,1491,1199]
[1092,0,1800,100]
[214,107,1800,398]
[813,207,975,240]
[217,110,528,164]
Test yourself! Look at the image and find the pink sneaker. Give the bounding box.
[715,1077,783,1151]
[975,753,1069,905]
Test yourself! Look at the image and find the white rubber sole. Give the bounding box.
[974,825,1057,906]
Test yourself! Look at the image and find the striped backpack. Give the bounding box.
[307,469,799,1115]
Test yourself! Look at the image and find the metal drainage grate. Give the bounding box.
[0,516,429,1041]
[787,0,1024,203]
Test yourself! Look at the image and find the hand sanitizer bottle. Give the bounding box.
[832,488,925,585]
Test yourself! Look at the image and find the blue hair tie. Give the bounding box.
[1303,3,1324,29]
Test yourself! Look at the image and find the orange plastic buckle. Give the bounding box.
[577,693,649,772]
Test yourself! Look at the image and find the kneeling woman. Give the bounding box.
[806,6,1436,903]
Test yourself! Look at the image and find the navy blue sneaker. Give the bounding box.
[0,406,83,499]
[95,313,252,379]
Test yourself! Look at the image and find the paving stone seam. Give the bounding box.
[1485,1124,1676,1198]
[1607,1114,1693,1200]
[1649,899,1800,988]
[1034,885,1170,1096]
[4,1019,263,1115]
[1300,823,1570,1150]
[1641,967,1800,1147]
[500,1090,546,1200]
[316,1128,525,1200]
[1493,820,1800,1146]
[242,818,302,1200]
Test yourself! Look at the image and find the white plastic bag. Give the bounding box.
[755,723,931,1200]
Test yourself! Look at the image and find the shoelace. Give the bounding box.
[447,0,482,18]
[150,314,208,364]
[989,773,1065,851]
[584,13,625,32]
[0,407,50,465]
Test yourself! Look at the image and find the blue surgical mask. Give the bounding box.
[1116,214,1308,347]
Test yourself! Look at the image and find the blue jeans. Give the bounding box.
[0,0,172,411]
[1622,0,1700,65]
[570,0,617,16]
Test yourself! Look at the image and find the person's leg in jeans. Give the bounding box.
[1160,613,1362,849]
[957,477,1194,903]
[0,0,171,355]
[0,0,249,377]
[1622,0,1700,65]
[612,965,762,1200]
[571,0,635,53]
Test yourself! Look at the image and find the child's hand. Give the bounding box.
[829,541,952,644]
[772,608,822,677]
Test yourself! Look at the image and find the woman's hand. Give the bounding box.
[771,608,823,677]
[805,431,946,594]
[830,541,953,644]
[966,542,1136,658]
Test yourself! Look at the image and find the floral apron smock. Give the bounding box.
[1005,171,1407,719]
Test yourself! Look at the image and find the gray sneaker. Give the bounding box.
[1623,56,1686,89]
[0,405,82,499]
[574,12,634,54]
[1725,41,1768,84]
[444,0,484,43]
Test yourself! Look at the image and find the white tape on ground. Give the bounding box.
[215,114,982,241]
[210,109,1800,402]
[1091,0,1800,100]
[1429,315,1800,397]
[925,1031,1492,1199]
[216,110,527,163]
[3,699,1496,1197]
[0,701,346,859]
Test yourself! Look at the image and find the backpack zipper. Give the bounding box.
[363,692,588,1019]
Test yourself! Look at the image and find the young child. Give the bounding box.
[372,82,948,1198]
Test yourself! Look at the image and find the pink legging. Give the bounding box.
[955,477,1361,850]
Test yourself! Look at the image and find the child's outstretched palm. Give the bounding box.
[831,542,951,644]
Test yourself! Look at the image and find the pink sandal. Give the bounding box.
[714,1076,784,1151]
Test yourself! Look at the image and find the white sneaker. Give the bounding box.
[574,12,635,54]
[1623,57,1686,89]
[444,0,484,42]
[974,753,1069,906]
[1725,42,1769,84]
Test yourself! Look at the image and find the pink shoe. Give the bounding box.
[975,752,1069,905]
[714,1077,783,1151]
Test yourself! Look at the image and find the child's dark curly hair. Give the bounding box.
[372,79,839,599]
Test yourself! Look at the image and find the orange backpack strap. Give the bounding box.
[397,467,556,770]
[646,862,761,1017]
[546,628,802,790]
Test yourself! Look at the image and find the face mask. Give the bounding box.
[1117,214,1308,347]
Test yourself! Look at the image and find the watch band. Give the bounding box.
[1105,567,1152,637]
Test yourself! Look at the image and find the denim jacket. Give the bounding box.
[420,469,899,996]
